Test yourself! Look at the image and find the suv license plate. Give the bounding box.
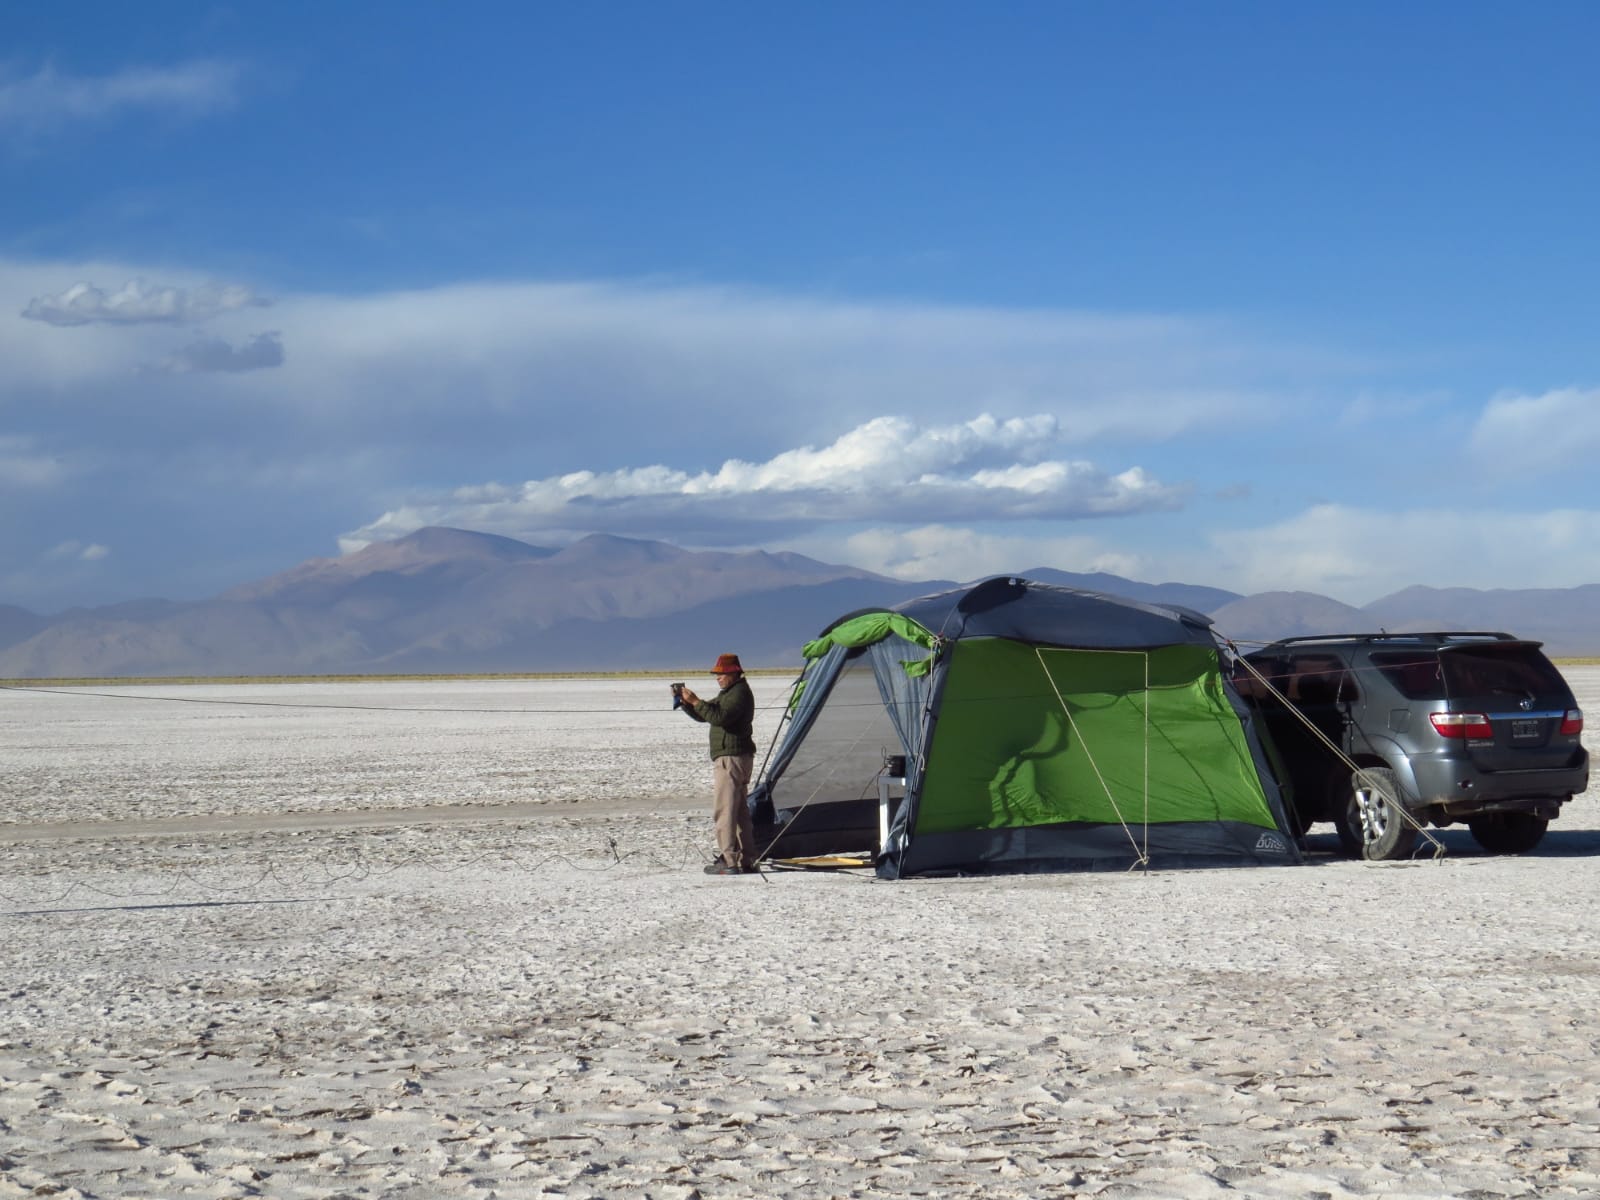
[1511,719,1541,740]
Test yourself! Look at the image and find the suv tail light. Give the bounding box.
[1430,711,1493,739]
[1561,709,1584,736]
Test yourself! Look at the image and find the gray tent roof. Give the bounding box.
[891,576,1219,650]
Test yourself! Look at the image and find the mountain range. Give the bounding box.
[2,526,1597,678]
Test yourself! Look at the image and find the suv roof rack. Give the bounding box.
[1259,631,1520,648]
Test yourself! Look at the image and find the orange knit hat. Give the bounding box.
[711,653,743,674]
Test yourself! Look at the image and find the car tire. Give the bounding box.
[1467,812,1548,855]
[1337,766,1418,861]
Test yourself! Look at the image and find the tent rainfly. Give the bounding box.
[748,576,1302,878]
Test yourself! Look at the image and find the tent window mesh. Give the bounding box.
[771,656,904,815]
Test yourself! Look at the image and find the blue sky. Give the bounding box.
[4,2,1600,612]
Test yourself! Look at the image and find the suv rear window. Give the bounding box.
[1438,644,1569,699]
[1370,644,1568,700]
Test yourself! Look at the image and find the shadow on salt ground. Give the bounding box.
[1294,825,1600,862]
[5,897,343,917]
[1500,826,1600,857]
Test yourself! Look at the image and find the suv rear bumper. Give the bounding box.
[1408,754,1589,815]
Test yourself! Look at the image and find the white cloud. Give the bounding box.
[0,60,239,132]
[687,414,1060,492]
[0,436,64,489]
[22,278,270,326]
[1339,388,1449,428]
[1204,503,1600,604]
[147,331,285,374]
[337,414,1189,551]
[1469,387,1600,474]
[787,525,1147,584]
[47,540,109,562]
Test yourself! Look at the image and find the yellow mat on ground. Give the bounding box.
[769,853,874,869]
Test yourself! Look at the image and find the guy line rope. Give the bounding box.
[1035,647,1153,871]
[1225,641,1445,860]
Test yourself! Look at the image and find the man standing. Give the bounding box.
[678,653,758,875]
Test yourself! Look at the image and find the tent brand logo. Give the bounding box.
[1254,832,1289,855]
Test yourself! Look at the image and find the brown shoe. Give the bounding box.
[703,862,742,875]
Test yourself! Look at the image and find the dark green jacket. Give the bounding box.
[683,675,756,760]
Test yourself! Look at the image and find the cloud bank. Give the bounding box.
[0,436,64,490]
[48,540,109,562]
[338,414,1188,551]
[1469,387,1600,475]
[7,256,1600,608]
[22,279,270,326]
[812,525,1147,584]
[1204,504,1600,606]
[148,332,285,374]
[0,60,239,133]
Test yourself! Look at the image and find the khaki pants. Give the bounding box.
[713,753,757,870]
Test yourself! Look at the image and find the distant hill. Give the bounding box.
[1022,568,1242,615]
[0,528,900,677]
[1363,584,1600,657]
[367,576,947,675]
[223,525,557,605]
[1207,591,1373,648]
[3,528,1599,676]
[0,604,49,649]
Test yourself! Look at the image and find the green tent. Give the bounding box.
[749,576,1300,877]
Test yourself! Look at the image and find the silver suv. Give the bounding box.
[1238,633,1589,859]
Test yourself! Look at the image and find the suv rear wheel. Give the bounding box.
[1467,812,1548,855]
[1336,767,1418,861]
